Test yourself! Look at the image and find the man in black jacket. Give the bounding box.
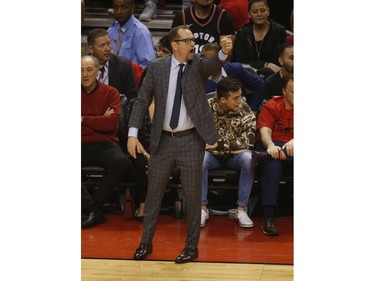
[87,28,137,101]
[262,43,293,100]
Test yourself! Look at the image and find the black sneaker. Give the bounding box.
[261,218,279,236]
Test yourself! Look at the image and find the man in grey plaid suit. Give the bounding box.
[128,25,233,263]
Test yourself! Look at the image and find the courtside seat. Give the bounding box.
[197,165,293,217]
[206,168,259,216]
[81,165,137,220]
[81,165,107,176]
[209,168,240,183]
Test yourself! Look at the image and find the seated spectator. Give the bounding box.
[201,77,257,228]
[155,36,172,58]
[131,61,144,90]
[87,28,138,101]
[218,0,249,31]
[107,0,156,69]
[81,55,131,228]
[256,73,294,236]
[232,0,286,78]
[262,43,293,100]
[124,95,154,220]
[82,184,104,224]
[172,0,235,53]
[202,42,265,113]
[139,0,193,21]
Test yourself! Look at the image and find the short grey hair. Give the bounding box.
[81,55,100,68]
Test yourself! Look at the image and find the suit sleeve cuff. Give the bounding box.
[218,50,228,61]
[128,127,138,138]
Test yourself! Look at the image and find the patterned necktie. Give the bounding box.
[99,65,108,84]
[169,63,185,130]
[99,66,105,82]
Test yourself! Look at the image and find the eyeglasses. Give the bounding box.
[174,38,195,45]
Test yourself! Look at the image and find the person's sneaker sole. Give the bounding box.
[238,221,254,228]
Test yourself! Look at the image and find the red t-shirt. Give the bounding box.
[131,61,144,90]
[219,0,249,31]
[285,34,294,45]
[81,82,121,144]
[257,96,293,143]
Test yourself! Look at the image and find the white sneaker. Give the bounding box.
[235,210,253,228]
[139,1,157,21]
[201,209,209,228]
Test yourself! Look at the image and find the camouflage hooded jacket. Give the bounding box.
[207,94,256,155]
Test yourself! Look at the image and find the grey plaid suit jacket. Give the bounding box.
[129,53,223,153]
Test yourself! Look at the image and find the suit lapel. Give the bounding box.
[108,54,116,86]
[181,60,193,106]
[160,57,171,106]
[183,60,192,78]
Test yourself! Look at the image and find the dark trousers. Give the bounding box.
[257,141,293,206]
[132,153,149,206]
[81,142,130,207]
[81,183,94,212]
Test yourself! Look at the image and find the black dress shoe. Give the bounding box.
[134,209,144,222]
[82,210,105,228]
[133,243,153,260]
[261,218,279,236]
[175,247,198,263]
[134,216,143,222]
[252,151,269,167]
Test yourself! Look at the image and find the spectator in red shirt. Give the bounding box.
[81,55,131,228]
[218,0,249,31]
[256,73,293,236]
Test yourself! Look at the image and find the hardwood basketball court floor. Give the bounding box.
[82,211,293,280]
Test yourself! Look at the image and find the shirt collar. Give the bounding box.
[210,68,227,83]
[118,15,136,31]
[171,55,186,70]
[81,81,99,94]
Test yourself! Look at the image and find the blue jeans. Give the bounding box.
[201,151,255,207]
